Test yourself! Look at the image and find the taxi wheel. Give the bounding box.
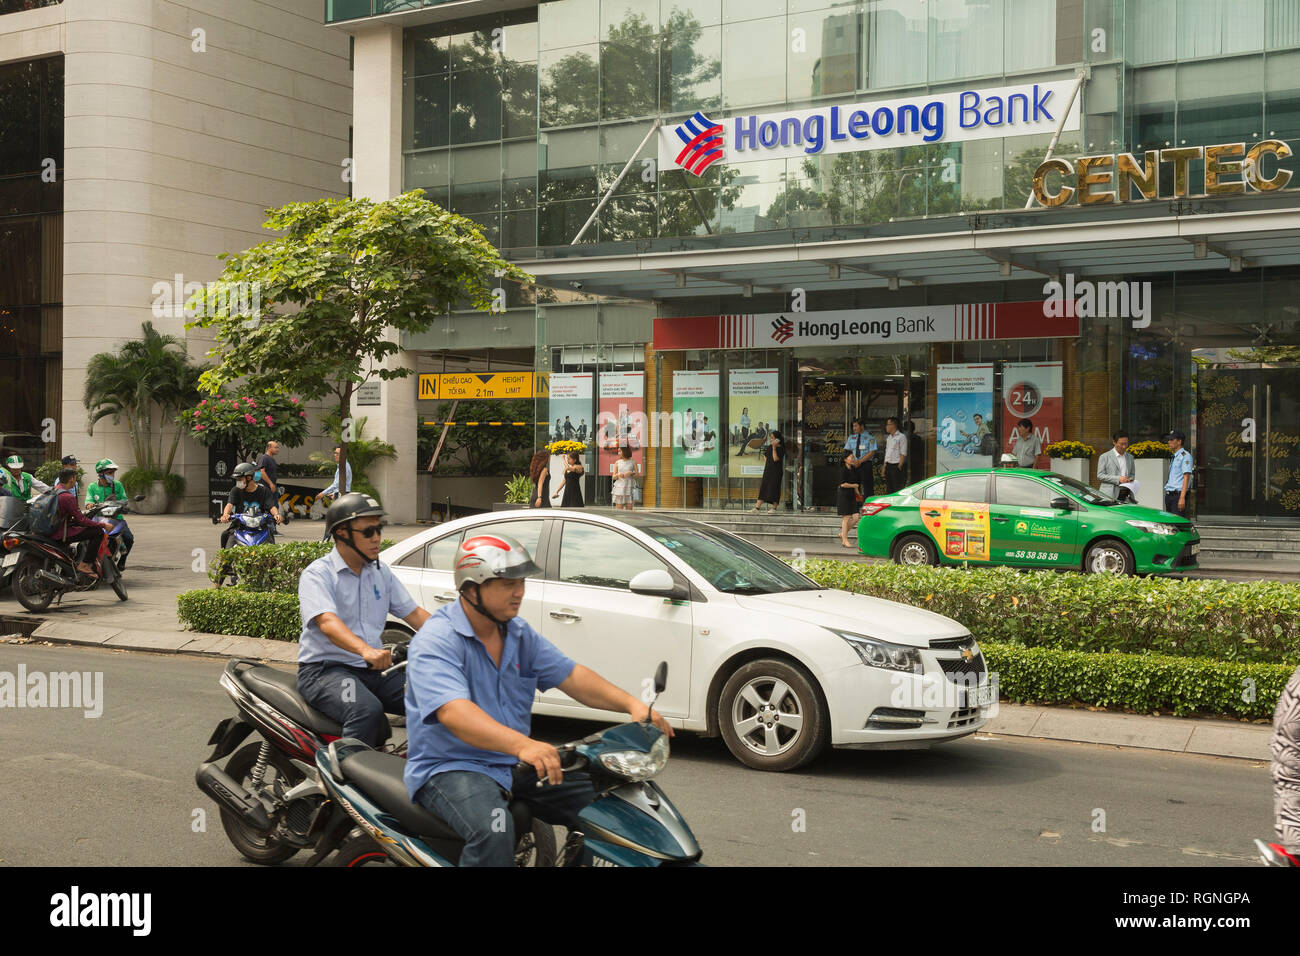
[1084,538,1134,575]
[892,533,938,567]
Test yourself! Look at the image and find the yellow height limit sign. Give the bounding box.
[418,372,534,400]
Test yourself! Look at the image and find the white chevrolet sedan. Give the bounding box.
[381,510,991,771]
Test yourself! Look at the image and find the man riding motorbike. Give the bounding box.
[85,458,133,570]
[50,467,109,578]
[403,532,674,867]
[214,462,283,587]
[296,493,431,746]
[2,454,50,501]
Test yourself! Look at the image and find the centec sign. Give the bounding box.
[659,79,1081,175]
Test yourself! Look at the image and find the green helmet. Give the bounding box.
[4,455,22,470]
[95,458,119,474]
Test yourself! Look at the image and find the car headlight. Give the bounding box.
[598,734,670,782]
[1126,519,1180,536]
[832,631,923,672]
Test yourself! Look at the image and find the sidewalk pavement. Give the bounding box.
[0,512,1277,763]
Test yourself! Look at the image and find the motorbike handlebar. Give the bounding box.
[514,744,585,785]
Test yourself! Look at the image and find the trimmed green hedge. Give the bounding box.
[798,560,1300,666]
[209,538,397,590]
[983,641,1293,719]
[177,589,301,642]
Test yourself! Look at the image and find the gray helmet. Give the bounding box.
[233,462,256,479]
[453,531,541,591]
[324,492,387,538]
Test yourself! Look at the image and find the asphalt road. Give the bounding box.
[0,642,1276,867]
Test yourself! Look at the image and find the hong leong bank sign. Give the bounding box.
[659,79,1081,174]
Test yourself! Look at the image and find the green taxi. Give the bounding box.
[856,468,1200,575]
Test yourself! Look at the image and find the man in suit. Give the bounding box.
[1097,430,1135,501]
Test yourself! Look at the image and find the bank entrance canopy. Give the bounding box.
[516,203,1300,302]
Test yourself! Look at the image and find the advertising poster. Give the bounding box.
[936,364,995,473]
[918,497,991,561]
[672,370,720,477]
[547,373,595,446]
[597,371,645,477]
[728,369,778,477]
[1001,362,1062,469]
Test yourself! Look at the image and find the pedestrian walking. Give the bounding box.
[1097,430,1135,501]
[1009,419,1042,468]
[611,445,639,511]
[843,418,877,498]
[256,440,280,495]
[837,453,862,548]
[555,451,584,507]
[528,450,551,508]
[753,429,785,511]
[317,446,353,516]
[1163,429,1194,517]
[883,418,907,493]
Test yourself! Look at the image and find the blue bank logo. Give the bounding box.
[673,111,725,176]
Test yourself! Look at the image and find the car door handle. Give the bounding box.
[434,591,456,603]
[549,610,581,623]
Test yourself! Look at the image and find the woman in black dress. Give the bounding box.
[555,451,584,508]
[753,429,784,511]
[529,451,550,508]
[837,453,862,548]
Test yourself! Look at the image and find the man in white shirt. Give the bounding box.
[1096,430,1135,500]
[883,417,908,492]
[1010,418,1043,468]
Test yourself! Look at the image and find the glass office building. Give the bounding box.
[336,0,1300,523]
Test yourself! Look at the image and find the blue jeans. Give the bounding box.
[297,662,404,747]
[415,768,594,867]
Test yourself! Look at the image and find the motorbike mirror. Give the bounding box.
[133,494,145,501]
[653,661,668,695]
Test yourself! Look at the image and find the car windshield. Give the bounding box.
[641,525,819,594]
[1044,473,1120,505]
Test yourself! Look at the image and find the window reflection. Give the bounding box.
[559,522,665,589]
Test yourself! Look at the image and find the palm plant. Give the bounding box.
[83,321,208,476]
[311,412,397,504]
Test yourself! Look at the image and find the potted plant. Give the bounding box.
[1129,440,1173,510]
[1044,440,1095,483]
[493,474,534,511]
[545,439,587,507]
[121,468,186,515]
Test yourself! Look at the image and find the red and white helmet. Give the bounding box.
[453,532,541,591]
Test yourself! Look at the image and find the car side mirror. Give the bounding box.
[629,568,686,600]
[1049,496,1072,511]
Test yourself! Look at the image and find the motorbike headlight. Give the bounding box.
[1126,519,1179,536]
[598,734,670,782]
[833,631,923,673]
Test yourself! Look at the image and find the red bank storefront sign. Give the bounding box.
[653,301,1079,350]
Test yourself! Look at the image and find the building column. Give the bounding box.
[351,24,416,521]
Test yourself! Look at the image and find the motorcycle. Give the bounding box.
[2,498,133,611]
[1255,838,1299,867]
[327,662,703,867]
[211,509,291,587]
[95,496,140,574]
[195,646,555,866]
[0,495,28,591]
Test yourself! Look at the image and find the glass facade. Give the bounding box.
[0,55,63,460]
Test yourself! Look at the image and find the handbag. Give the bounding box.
[632,478,643,504]
[854,490,864,503]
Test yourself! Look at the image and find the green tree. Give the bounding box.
[83,320,208,477]
[420,399,534,476]
[185,190,532,497]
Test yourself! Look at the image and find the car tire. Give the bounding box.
[718,659,828,772]
[892,533,938,567]
[1083,538,1135,575]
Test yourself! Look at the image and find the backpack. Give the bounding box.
[29,488,64,537]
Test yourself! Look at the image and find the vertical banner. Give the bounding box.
[672,370,720,477]
[935,364,995,473]
[208,443,238,519]
[728,369,778,477]
[547,372,594,505]
[597,371,645,476]
[1001,362,1062,468]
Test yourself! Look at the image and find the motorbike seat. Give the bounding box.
[340,749,534,850]
[237,665,351,739]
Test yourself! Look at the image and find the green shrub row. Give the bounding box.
[208,538,397,590]
[798,560,1300,665]
[983,641,1293,720]
[177,589,301,642]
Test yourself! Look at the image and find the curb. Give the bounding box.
[15,623,1275,763]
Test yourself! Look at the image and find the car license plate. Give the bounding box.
[1189,544,1199,556]
[968,683,996,708]
[1,552,17,568]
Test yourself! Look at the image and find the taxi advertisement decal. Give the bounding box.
[920,499,991,561]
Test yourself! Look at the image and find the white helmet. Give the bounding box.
[453,532,540,591]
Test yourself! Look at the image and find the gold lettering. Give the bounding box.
[1116,151,1158,201]
[1159,147,1204,198]
[1246,140,1294,191]
[1033,158,1076,207]
[1205,143,1246,195]
[1076,154,1116,204]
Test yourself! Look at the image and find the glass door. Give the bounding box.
[1197,364,1300,521]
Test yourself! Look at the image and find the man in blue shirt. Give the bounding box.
[405,531,673,867]
[1163,430,1194,518]
[843,418,876,497]
[316,446,353,518]
[297,493,431,746]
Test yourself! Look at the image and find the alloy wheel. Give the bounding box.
[730,677,806,757]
